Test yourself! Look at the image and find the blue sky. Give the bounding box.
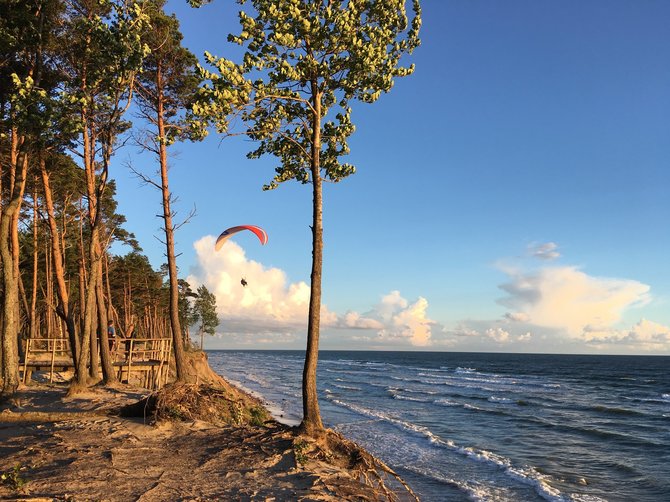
[113,0,670,354]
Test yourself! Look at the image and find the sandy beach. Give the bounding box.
[0,375,412,502]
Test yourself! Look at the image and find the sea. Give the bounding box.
[207,350,670,502]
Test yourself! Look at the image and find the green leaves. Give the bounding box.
[194,0,422,189]
[193,285,219,336]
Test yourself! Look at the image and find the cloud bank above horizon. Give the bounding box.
[187,236,434,348]
[187,237,669,353]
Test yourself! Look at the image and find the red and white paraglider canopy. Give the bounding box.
[215,225,268,251]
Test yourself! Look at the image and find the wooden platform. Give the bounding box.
[20,337,173,390]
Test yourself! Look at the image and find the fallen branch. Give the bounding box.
[0,410,107,423]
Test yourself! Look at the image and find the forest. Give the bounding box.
[0,0,421,437]
[0,0,219,396]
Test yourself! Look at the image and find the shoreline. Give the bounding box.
[221,375,302,427]
[0,378,410,501]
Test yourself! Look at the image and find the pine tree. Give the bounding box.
[194,0,421,435]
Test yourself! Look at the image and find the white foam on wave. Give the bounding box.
[455,446,565,501]
[489,396,514,404]
[388,386,440,396]
[401,464,496,502]
[245,373,270,387]
[434,398,460,407]
[221,377,300,426]
[392,394,430,403]
[326,396,568,502]
[456,367,477,373]
[570,495,609,502]
[332,384,362,391]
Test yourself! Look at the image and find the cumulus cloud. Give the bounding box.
[188,236,434,347]
[485,327,510,343]
[188,236,329,335]
[342,291,435,347]
[499,265,650,337]
[339,311,384,330]
[529,242,560,261]
[583,319,670,348]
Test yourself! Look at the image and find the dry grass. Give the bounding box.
[120,382,269,427]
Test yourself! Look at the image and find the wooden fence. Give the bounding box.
[20,337,173,390]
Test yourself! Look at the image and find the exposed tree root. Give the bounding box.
[298,429,420,502]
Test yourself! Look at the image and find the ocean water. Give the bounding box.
[207,351,670,501]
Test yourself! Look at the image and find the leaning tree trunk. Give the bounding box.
[39,158,79,371]
[156,71,186,381]
[300,87,325,436]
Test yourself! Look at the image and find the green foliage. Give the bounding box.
[193,285,219,336]
[0,463,26,491]
[135,0,201,146]
[194,0,422,189]
[177,278,199,331]
[249,405,269,426]
[293,438,309,465]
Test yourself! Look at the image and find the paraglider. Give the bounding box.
[241,278,248,287]
[215,225,268,251]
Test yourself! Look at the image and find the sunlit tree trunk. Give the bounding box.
[301,86,325,435]
[40,159,80,368]
[30,181,39,341]
[155,65,186,381]
[96,278,116,383]
[1,130,28,395]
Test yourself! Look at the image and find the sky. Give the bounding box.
[112,0,670,354]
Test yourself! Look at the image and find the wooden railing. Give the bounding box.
[21,337,73,384]
[20,336,173,390]
[113,337,173,390]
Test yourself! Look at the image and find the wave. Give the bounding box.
[489,396,514,404]
[433,398,460,407]
[399,464,498,502]
[332,384,363,391]
[392,394,431,403]
[326,396,567,501]
[589,404,648,417]
[455,367,477,374]
[244,373,271,388]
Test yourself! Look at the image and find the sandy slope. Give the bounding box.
[0,385,389,501]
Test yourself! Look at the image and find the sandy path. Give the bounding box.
[0,386,383,501]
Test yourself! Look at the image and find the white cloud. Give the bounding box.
[517,332,532,342]
[583,319,670,348]
[485,327,510,343]
[505,312,531,323]
[188,236,434,347]
[499,265,650,337]
[529,242,560,261]
[344,291,435,347]
[339,311,384,330]
[188,236,331,333]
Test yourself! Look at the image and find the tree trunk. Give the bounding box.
[96,279,116,383]
[0,138,28,395]
[30,181,39,341]
[78,114,97,387]
[156,65,186,381]
[300,86,325,435]
[40,158,79,376]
